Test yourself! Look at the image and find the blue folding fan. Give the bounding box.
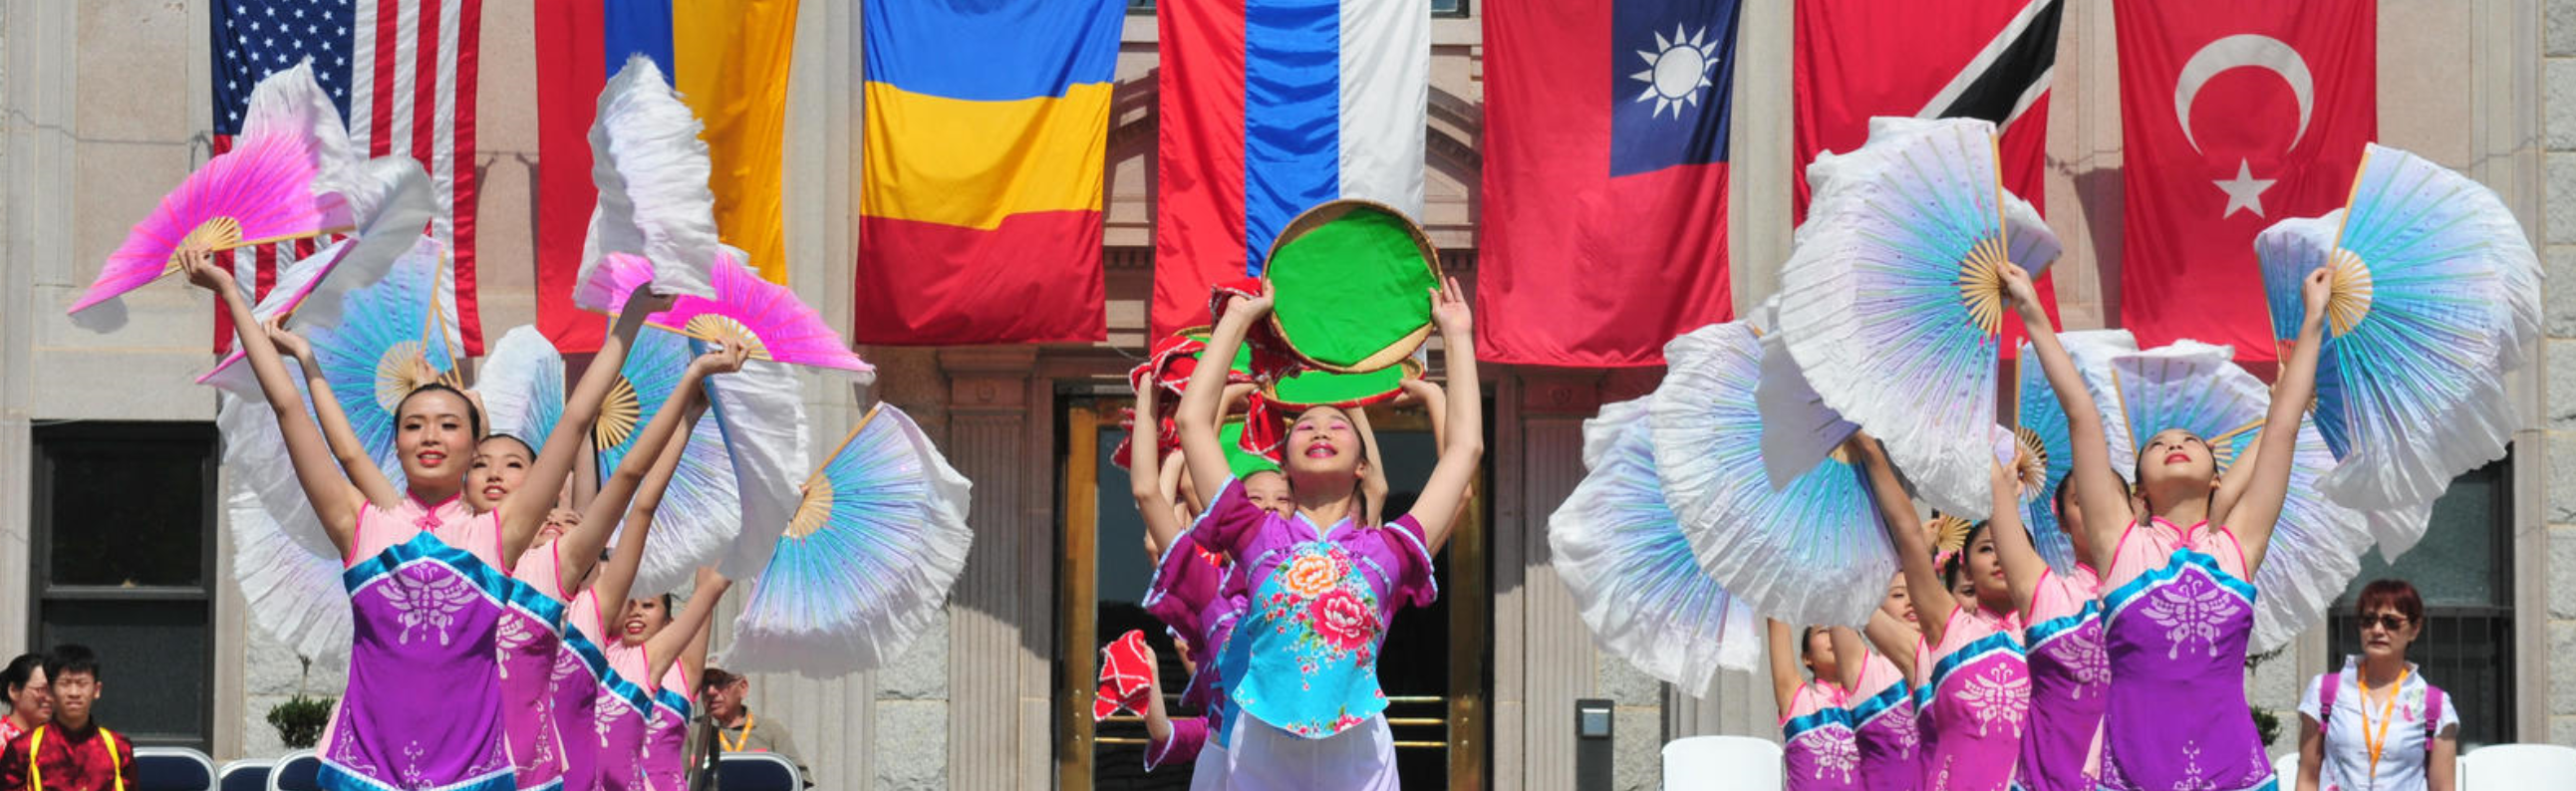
[302,235,460,494]
[2010,330,2137,573]
[593,328,743,597]
[476,326,565,454]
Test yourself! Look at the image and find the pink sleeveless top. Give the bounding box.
[605,638,692,791]
[574,591,653,791]
[2096,519,2271,791]
[1848,650,1920,791]
[1911,606,2029,791]
[501,542,571,791]
[2019,565,2109,791]
[322,494,522,791]
[1782,680,1860,791]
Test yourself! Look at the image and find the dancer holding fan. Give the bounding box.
[1831,578,1922,791]
[2018,261,2333,791]
[1770,620,1859,791]
[615,567,734,791]
[1173,279,1479,788]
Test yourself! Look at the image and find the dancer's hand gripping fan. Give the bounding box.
[1550,397,1761,697]
[573,56,720,312]
[2255,143,2541,559]
[585,250,874,381]
[725,404,974,677]
[1772,117,2062,518]
[2010,331,2138,573]
[593,329,750,597]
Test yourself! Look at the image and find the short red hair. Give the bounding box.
[2354,578,2425,625]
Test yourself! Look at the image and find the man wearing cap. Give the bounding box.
[687,667,810,789]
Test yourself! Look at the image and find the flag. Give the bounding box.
[1476,0,1735,367]
[1153,0,1429,338]
[852,0,1121,345]
[535,0,797,353]
[211,0,482,354]
[2116,2,2374,362]
[1794,0,2064,355]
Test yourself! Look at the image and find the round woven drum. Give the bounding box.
[1261,199,1443,374]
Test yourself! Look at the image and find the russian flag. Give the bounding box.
[1153,0,1430,337]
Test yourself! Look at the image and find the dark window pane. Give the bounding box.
[40,430,212,588]
[38,599,213,749]
[2340,460,2508,607]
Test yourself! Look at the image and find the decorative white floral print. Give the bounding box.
[2138,573,2241,659]
[1958,664,2031,737]
[1811,730,1860,782]
[495,614,533,676]
[2168,740,2216,791]
[2060,629,2111,699]
[383,567,477,647]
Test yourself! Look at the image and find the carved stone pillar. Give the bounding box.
[1497,370,1605,789]
[939,347,1050,790]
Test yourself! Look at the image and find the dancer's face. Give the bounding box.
[7,666,48,724]
[1243,470,1292,518]
[1877,575,1916,627]
[1964,530,2010,604]
[465,436,533,513]
[621,596,672,647]
[2135,428,2217,512]
[1284,406,1364,482]
[1802,630,1839,681]
[396,391,476,488]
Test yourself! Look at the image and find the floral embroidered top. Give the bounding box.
[2095,519,2272,791]
[2018,564,2109,791]
[1197,478,1438,740]
[1910,605,2029,791]
[1848,649,1920,791]
[1783,680,1860,791]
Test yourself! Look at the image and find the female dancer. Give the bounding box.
[1856,435,2030,791]
[614,565,732,791]
[1987,477,2110,791]
[2295,579,2458,791]
[1173,280,1480,789]
[2012,263,2326,791]
[578,425,706,791]
[1836,578,1922,791]
[1772,620,1859,790]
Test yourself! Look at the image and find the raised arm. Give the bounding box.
[1130,383,1190,558]
[1854,432,1954,647]
[183,248,364,556]
[2228,268,2332,574]
[1766,619,1805,715]
[648,567,732,689]
[2005,263,2131,569]
[1354,405,1388,527]
[1860,609,1919,680]
[265,318,402,508]
[1177,295,1268,505]
[1406,279,1484,554]
[502,282,677,559]
[1830,626,1866,691]
[1987,459,2049,618]
[2210,427,2265,524]
[555,359,723,593]
[588,394,706,615]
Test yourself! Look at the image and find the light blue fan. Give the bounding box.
[1551,397,1760,697]
[725,404,973,677]
[304,236,459,494]
[476,326,564,454]
[594,328,742,597]
[1649,321,1895,629]
[2010,330,2137,573]
[1775,117,2061,519]
[2256,144,2538,556]
[2105,341,2378,653]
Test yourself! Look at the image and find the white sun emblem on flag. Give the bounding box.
[1631,24,1722,119]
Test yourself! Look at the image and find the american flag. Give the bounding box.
[210,0,481,354]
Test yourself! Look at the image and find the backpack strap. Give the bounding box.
[27,725,42,791]
[2317,671,2341,728]
[2421,683,2445,756]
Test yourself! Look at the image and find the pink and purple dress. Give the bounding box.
[570,592,653,791]
[321,494,539,791]
[1783,680,1860,791]
[501,542,573,791]
[1849,650,1921,791]
[2094,519,2272,791]
[1911,606,2030,791]
[2017,565,2108,791]
[1139,526,1250,774]
[606,638,692,791]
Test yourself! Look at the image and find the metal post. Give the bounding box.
[1575,697,1615,791]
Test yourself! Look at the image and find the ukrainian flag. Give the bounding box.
[854,0,1121,345]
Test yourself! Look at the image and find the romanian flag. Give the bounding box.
[853,0,1121,345]
[533,0,799,352]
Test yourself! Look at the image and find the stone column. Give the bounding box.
[1500,370,1618,789]
[939,348,1050,789]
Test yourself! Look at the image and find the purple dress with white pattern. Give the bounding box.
[1850,650,1921,791]
[502,543,572,791]
[2019,565,2108,791]
[1784,681,1861,791]
[1912,606,2030,791]
[2094,519,2273,791]
[568,591,653,791]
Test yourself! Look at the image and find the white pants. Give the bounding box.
[1224,714,1399,790]
[1188,743,1230,791]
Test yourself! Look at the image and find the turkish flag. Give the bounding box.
[2115,2,2374,362]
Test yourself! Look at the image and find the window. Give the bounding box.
[2323,457,2513,746]
[30,422,219,750]
[1128,0,1468,18]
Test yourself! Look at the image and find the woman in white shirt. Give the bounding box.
[2296,579,2460,791]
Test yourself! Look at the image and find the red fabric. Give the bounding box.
[2115,2,2374,361]
[1150,0,1250,339]
[1476,0,1733,368]
[532,0,608,353]
[1,724,134,791]
[1792,0,2062,356]
[1093,630,1154,721]
[851,212,1105,345]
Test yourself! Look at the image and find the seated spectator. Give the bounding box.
[687,667,810,789]
[1,655,49,745]
[2,646,132,791]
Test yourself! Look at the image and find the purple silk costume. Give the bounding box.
[321,495,534,791]
[607,637,692,791]
[502,543,572,791]
[1850,650,1921,791]
[1783,680,1861,791]
[2018,566,2109,791]
[1912,606,2030,791]
[2095,520,2273,791]
[1140,525,1251,764]
[570,591,653,791]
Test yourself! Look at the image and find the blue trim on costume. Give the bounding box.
[2027,600,2102,651]
[653,687,692,720]
[563,630,653,715]
[318,761,515,791]
[1782,706,1855,743]
[343,532,558,634]
[514,776,565,791]
[2103,549,2257,622]
[1927,631,2026,695]
[1848,681,1912,729]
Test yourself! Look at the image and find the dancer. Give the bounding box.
[574,424,705,791]
[2,654,48,746]
[1986,475,2111,791]
[1835,578,1922,791]
[1173,280,1480,789]
[2013,263,2323,791]
[1772,620,1859,790]
[613,566,733,791]
[1130,379,1256,783]
[1856,434,2030,791]
[2295,579,2457,791]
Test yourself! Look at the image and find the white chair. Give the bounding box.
[1663,735,1784,791]
[2272,751,2301,786]
[132,747,216,791]
[2461,743,2576,791]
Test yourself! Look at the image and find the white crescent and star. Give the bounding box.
[2173,34,2316,219]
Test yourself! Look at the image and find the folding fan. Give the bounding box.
[705,353,811,583]
[1550,397,1761,697]
[217,391,354,662]
[585,251,872,379]
[301,236,462,494]
[724,404,974,677]
[2010,330,2139,572]
[2103,341,2379,653]
[1774,117,2061,520]
[594,329,746,597]
[195,158,437,391]
[71,64,351,330]
[574,56,720,311]
[2255,144,2539,556]
[477,326,566,453]
[1649,321,1895,628]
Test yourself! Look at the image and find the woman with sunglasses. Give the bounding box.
[2294,579,2459,791]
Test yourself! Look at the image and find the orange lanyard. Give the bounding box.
[719,711,753,753]
[2355,666,2411,783]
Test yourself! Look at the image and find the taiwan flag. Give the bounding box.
[1479,0,1737,367]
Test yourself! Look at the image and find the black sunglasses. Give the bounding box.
[2358,614,2411,632]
